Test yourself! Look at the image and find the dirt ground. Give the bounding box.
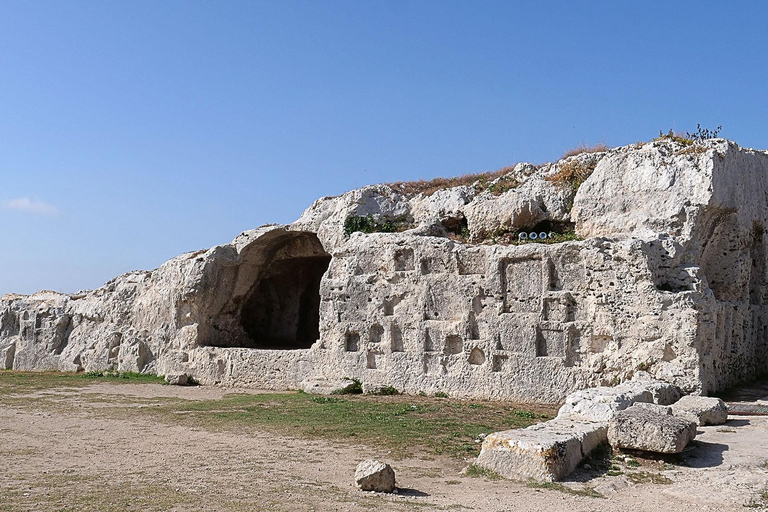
[1,380,767,512]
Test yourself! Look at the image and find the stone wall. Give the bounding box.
[2,138,768,403]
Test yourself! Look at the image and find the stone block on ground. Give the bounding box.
[354,460,395,492]
[164,373,188,386]
[557,383,653,422]
[607,406,696,453]
[671,395,728,426]
[474,418,607,482]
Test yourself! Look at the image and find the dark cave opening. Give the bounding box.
[239,253,331,349]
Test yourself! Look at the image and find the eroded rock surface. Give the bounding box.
[2,139,768,402]
[354,460,395,492]
[671,395,729,426]
[607,404,697,453]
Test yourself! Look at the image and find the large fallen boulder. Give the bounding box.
[354,460,396,492]
[607,404,696,453]
[556,382,654,422]
[671,395,728,426]
[474,417,607,482]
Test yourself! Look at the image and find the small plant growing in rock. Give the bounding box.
[372,385,399,396]
[655,128,694,146]
[434,391,448,398]
[686,124,722,141]
[332,377,363,394]
[545,159,599,196]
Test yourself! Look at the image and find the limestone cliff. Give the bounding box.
[2,138,767,403]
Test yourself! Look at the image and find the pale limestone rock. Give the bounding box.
[0,339,15,369]
[164,373,188,386]
[475,417,607,482]
[629,402,672,415]
[557,383,653,422]
[1,139,768,404]
[671,395,728,426]
[607,406,697,453]
[354,460,395,492]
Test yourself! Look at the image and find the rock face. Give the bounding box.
[354,460,395,492]
[2,139,768,402]
[607,405,697,453]
[671,395,729,426]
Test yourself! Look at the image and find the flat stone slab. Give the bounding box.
[671,395,728,426]
[557,382,654,422]
[608,405,696,453]
[474,418,607,482]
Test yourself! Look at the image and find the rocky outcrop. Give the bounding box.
[2,138,768,402]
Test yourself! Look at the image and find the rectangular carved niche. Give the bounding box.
[345,332,360,352]
[502,258,544,313]
[543,296,575,322]
[457,251,486,275]
[536,327,567,358]
[394,248,415,271]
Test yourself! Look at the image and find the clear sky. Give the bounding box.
[2,0,767,295]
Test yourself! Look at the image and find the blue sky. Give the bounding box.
[2,0,767,294]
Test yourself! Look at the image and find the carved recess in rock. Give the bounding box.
[3,140,768,402]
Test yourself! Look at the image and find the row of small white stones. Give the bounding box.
[518,232,555,240]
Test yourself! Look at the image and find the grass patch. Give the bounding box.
[136,391,552,460]
[464,464,503,481]
[625,471,672,485]
[0,370,162,394]
[561,143,609,159]
[545,159,599,197]
[343,215,412,237]
[331,377,363,395]
[388,166,520,198]
[0,371,554,462]
[81,370,166,383]
[526,480,603,498]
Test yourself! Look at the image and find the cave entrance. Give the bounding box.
[238,233,331,350]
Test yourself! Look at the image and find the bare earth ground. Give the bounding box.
[1,379,768,512]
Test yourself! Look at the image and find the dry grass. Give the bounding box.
[561,143,609,159]
[545,159,599,193]
[389,166,517,197]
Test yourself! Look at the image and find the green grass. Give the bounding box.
[526,480,604,498]
[136,391,549,459]
[0,371,552,461]
[0,370,162,393]
[625,471,672,485]
[464,464,503,481]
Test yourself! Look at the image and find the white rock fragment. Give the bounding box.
[164,373,188,386]
[671,395,729,426]
[354,460,396,492]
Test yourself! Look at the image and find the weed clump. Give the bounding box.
[343,215,411,237]
[561,143,609,159]
[389,165,522,198]
[464,464,504,480]
[545,158,599,195]
[372,385,400,396]
[332,377,363,395]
